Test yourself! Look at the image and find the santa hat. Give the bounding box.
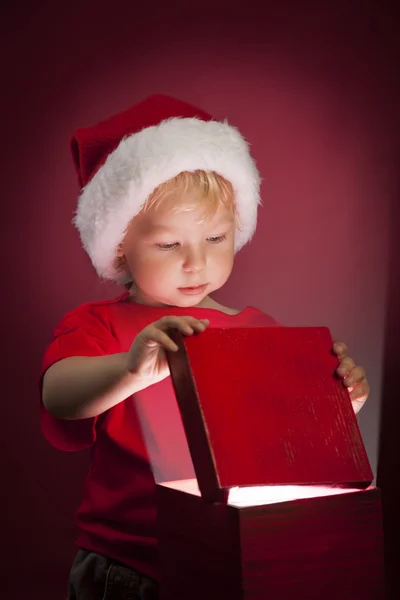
[71,94,261,283]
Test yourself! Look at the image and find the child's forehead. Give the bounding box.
[137,203,234,233]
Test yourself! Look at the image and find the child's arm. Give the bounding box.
[42,315,209,420]
[42,352,140,420]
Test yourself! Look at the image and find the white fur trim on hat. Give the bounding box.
[73,117,261,283]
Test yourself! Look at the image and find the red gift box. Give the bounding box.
[155,327,384,599]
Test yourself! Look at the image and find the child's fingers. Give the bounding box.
[141,328,180,352]
[349,380,370,415]
[332,341,348,359]
[342,365,366,390]
[157,315,210,335]
[336,356,355,378]
[332,343,369,415]
[140,316,210,352]
[348,379,369,400]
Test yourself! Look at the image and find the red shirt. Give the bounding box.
[40,292,279,579]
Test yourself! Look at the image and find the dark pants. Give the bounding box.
[68,550,159,600]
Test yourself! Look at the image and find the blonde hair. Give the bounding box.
[141,170,240,226]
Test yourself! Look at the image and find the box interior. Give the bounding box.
[159,478,367,507]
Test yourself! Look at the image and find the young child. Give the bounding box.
[40,94,370,600]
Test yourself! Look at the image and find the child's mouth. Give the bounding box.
[178,284,208,296]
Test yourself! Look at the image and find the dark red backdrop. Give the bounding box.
[1,2,398,598]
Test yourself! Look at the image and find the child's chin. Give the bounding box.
[174,298,204,308]
[173,293,208,308]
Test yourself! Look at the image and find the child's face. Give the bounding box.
[118,195,236,307]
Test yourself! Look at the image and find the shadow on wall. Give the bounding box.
[377,181,400,600]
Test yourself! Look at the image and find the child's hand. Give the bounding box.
[127,316,210,385]
[333,342,369,415]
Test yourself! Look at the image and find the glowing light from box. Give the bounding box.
[161,479,361,508]
[227,484,360,507]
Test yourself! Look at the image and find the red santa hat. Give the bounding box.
[71,94,261,283]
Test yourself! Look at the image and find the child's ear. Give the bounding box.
[115,255,127,271]
[114,245,128,274]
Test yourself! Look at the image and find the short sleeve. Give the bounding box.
[39,307,119,452]
[244,307,282,328]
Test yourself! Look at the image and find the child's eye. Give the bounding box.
[207,235,226,244]
[156,242,179,251]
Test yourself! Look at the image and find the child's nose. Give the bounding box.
[182,247,206,272]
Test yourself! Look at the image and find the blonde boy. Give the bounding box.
[40,95,369,599]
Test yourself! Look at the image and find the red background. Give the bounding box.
[1,1,398,598]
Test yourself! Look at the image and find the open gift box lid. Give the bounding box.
[166,326,373,503]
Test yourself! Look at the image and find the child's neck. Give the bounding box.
[197,295,240,315]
